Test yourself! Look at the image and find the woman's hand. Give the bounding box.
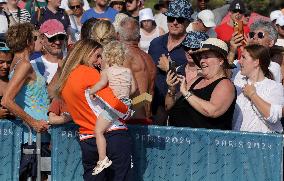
[166,70,179,89]
[0,107,10,119]
[229,32,244,53]
[157,54,169,72]
[243,84,256,98]
[179,76,188,96]
[32,120,49,133]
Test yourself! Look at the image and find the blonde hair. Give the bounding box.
[90,20,116,46]
[57,39,102,95]
[102,40,126,67]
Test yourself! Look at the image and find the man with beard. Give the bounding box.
[31,19,66,86]
[81,0,117,23]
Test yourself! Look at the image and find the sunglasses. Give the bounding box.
[70,5,81,9]
[248,32,265,39]
[232,9,244,14]
[112,1,125,5]
[167,16,186,24]
[47,34,66,43]
[126,0,134,3]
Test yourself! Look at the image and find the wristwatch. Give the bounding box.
[184,91,193,99]
[167,89,176,97]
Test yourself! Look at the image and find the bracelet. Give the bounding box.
[167,89,176,97]
[184,91,192,99]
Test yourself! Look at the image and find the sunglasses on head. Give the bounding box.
[167,16,186,24]
[47,34,66,43]
[248,32,265,39]
[0,42,9,51]
[70,5,81,9]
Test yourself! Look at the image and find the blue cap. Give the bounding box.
[164,0,194,21]
[0,42,10,51]
[182,31,209,49]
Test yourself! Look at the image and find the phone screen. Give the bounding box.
[169,60,177,76]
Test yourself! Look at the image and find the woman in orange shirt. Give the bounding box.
[57,39,133,181]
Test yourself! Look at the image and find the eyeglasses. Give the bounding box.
[70,5,81,10]
[167,16,186,24]
[47,34,66,43]
[248,32,265,39]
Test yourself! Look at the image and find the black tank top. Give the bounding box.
[169,77,236,130]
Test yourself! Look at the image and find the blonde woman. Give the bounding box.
[58,39,134,180]
[90,20,116,46]
[89,40,136,175]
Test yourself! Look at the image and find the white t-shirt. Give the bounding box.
[0,13,8,34]
[154,13,168,33]
[31,56,58,84]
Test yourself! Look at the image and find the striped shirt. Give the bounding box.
[11,8,31,23]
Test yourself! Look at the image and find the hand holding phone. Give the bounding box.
[169,57,177,76]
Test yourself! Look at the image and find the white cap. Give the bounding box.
[276,15,284,26]
[139,8,155,22]
[197,9,216,28]
[0,0,7,3]
[270,10,282,22]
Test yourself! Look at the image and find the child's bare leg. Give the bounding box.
[96,114,111,161]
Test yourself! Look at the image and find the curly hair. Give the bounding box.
[102,40,126,67]
[6,23,34,53]
[90,20,116,46]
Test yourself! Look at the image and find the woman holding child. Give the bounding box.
[57,39,134,181]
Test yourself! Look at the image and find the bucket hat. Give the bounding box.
[164,0,193,21]
[182,31,208,49]
[139,8,155,22]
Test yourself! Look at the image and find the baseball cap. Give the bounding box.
[270,10,282,22]
[39,19,66,38]
[197,9,216,28]
[229,0,246,14]
[0,41,9,51]
[276,15,284,26]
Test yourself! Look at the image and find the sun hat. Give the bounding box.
[275,15,284,26]
[164,0,194,21]
[189,38,232,68]
[228,0,246,14]
[139,8,155,22]
[270,10,282,22]
[39,19,66,38]
[197,9,216,28]
[182,31,208,49]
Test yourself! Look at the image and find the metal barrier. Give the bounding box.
[51,124,284,181]
[1,120,283,181]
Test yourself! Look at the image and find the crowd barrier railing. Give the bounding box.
[0,120,283,181]
[51,123,284,181]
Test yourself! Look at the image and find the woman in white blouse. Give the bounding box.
[233,44,284,133]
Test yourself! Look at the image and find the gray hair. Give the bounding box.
[250,19,278,43]
[117,17,140,42]
[68,0,84,7]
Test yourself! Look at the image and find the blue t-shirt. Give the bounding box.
[148,33,187,113]
[81,7,117,24]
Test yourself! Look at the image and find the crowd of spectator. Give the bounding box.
[0,0,284,180]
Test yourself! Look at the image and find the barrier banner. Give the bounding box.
[51,124,283,181]
[51,124,84,181]
[0,119,23,181]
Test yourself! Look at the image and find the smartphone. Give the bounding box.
[233,20,244,36]
[169,59,177,76]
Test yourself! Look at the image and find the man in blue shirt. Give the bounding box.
[148,0,194,125]
[81,0,117,23]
